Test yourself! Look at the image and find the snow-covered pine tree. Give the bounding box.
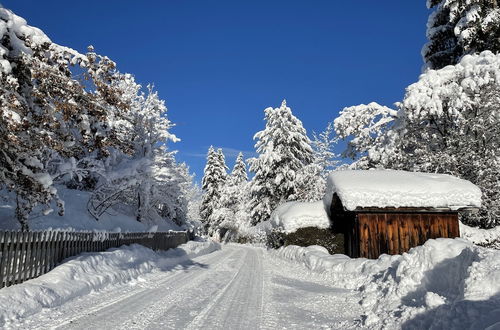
[248,100,314,225]
[200,146,227,234]
[231,152,248,185]
[216,152,250,240]
[207,149,229,236]
[423,0,500,70]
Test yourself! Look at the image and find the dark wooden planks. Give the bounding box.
[352,212,460,259]
[0,230,189,289]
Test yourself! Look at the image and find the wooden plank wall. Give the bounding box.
[0,231,189,289]
[356,213,459,259]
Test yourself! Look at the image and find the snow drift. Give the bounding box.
[272,238,500,329]
[0,240,221,326]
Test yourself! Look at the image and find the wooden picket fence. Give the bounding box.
[0,230,189,289]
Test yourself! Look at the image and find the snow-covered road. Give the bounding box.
[13,244,362,329]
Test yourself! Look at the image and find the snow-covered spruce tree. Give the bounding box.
[207,149,230,237]
[231,152,248,185]
[200,147,228,235]
[423,0,500,70]
[216,152,251,240]
[248,100,314,225]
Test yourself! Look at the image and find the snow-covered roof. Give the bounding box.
[267,201,331,233]
[324,170,482,212]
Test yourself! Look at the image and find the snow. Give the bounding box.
[273,238,500,329]
[324,170,482,212]
[0,6,51,76]
[0,186,182,232]
[3,240,500,329]
[460,221,500,247]
[264,200,331,233]
[0,239,221,327]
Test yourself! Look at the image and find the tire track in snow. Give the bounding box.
[183,246,264,330]
[14,247,234,330]
[54,247,238,330]
[120,246,249,329]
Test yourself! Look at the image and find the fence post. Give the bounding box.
[16,231,27,284]
[0,231,7,288]
[4,231,15,287]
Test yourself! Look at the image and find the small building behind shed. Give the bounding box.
[324,170,482,259]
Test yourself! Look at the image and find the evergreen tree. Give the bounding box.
[231,152,248,185]
[248,100,314,225]
[216,152,250,241]
[200,147,227,234]
[423,0,500,70]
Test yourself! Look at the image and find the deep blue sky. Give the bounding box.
[3,1,429,181]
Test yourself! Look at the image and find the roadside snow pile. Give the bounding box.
[265,201,331,233]
[273,238,500,329]
[272,245,397,289]
[324,170,482,211]
[0,240,221,326]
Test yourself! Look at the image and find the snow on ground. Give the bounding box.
[324,170,482,212]
[4,244,364,330]
[273,238,500,329]
[0,239,220,327]
[2,238,500,329]
[460,221,500,247]
[0,186,182,232]
[260,200,331,233]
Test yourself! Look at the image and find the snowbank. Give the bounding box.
[324,170,482,212]
[0,186,182,232]
[0,240,221,326]
[272,238,500,329]
[262,201,331,234]
[460,221,500,248]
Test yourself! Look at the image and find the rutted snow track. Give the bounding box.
[10,244,362,330]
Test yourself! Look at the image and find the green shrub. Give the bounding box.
[267,227,345,255]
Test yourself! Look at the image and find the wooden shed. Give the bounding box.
[325,170,481,259]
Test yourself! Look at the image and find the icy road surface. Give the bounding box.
[13,245,363,329]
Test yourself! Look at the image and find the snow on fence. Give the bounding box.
[0,230,189,289]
